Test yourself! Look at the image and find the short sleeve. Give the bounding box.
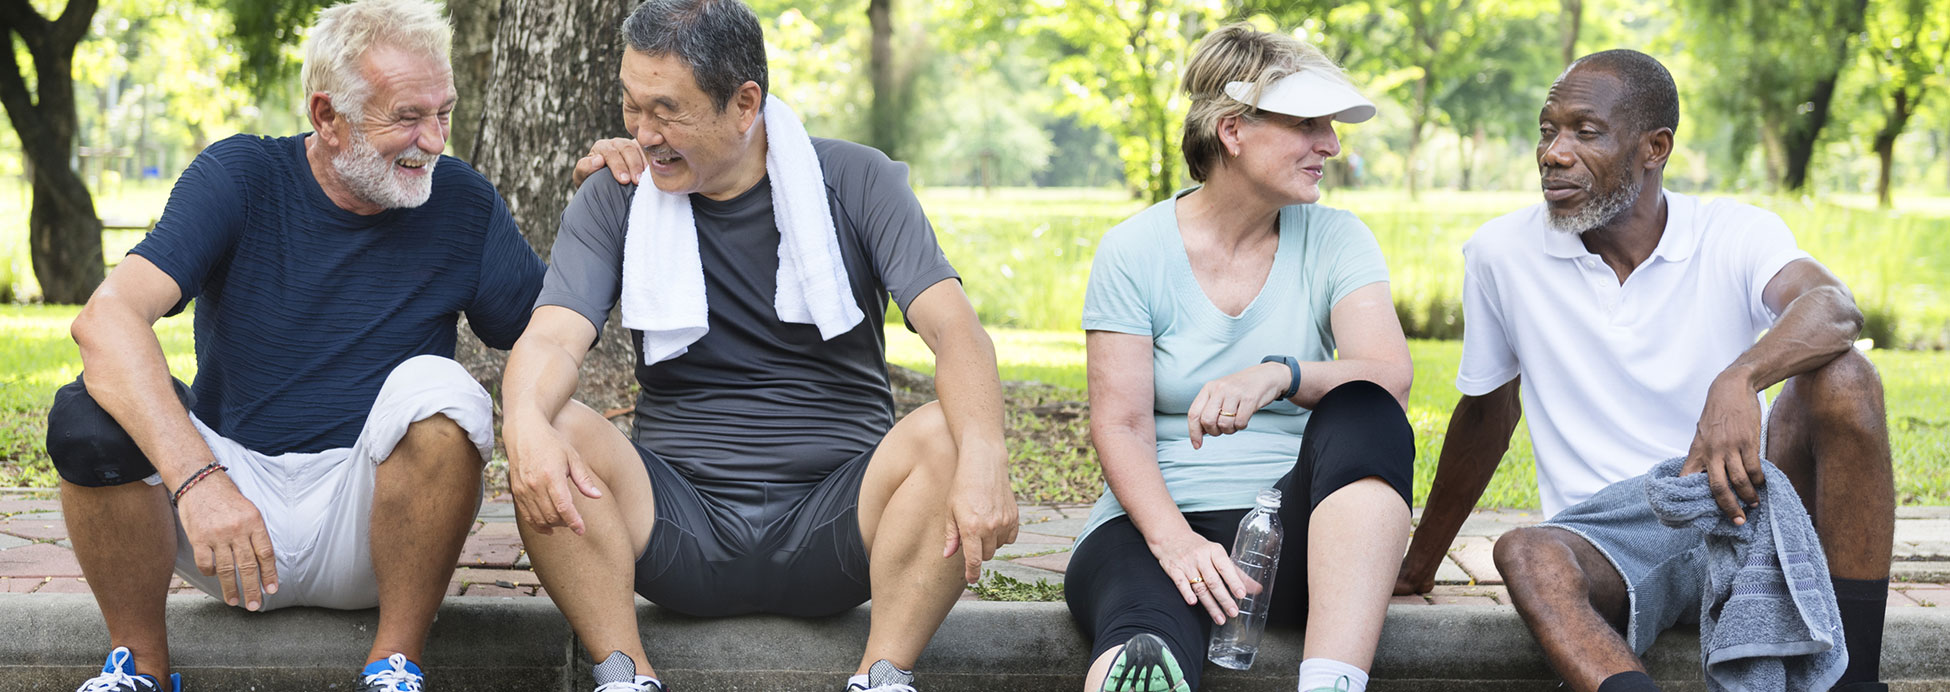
[466,194,546,349]
[128,147,245,316]
[1322,211,1390,307]
[535,173,632,336]
[1735,210,1812,328]
[1080,226,1153,335]
[1455,239,1520,395]
[830,143,959,314]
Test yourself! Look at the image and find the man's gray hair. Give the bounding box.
[301,0,453,119]
[622,0,769,111]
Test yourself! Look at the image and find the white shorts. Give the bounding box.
[145,355,496,610]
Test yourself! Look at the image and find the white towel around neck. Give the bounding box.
[618,95,865,365]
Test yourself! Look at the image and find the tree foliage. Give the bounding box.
[1858,0,1949,206]
[1679,0,1869,192]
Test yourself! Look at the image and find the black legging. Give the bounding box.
[1065,380,1415,690]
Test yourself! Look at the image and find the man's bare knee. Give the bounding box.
[1494,527,1571,581]
[399,413,478,465]
[897,401,959,477]
[1497,527,1629,627]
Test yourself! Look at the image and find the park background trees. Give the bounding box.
[4,0,1950,304]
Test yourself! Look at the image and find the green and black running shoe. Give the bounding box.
[1100,633,1189,692]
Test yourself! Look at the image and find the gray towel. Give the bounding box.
[1645,457,1847,692]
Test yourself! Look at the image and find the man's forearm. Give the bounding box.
[502,336,587,430]
[1403,386,1520,580]
[929,319,1007,473]
[72,304,214,490]
[1724,285,1862,393]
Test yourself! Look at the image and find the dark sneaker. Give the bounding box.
[358,654,423,692]
[75,647,179,692]
[1100,633,1188,692]
[592,651,666,692]
[844,659,916,692]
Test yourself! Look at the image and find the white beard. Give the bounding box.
[332,126,439,210]
[1548,173,1642,235]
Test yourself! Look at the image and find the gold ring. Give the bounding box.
[1219,410,1236,417]
[1188,576,1204,584]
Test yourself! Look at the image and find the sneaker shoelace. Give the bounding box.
[77,650,157,692]
[362,654,423,692]
[594,679,663,692]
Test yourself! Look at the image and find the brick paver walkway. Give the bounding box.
[3,492,1945,606]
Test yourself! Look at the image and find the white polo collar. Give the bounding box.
[1543,189,1693,263]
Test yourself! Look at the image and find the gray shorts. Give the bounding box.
[1540,474,1706,654]
[631,443,875,617]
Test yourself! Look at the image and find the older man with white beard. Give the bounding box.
[1396,50,1894,692]
[44,1,542,690]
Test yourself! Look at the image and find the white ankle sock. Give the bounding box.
[1297,658,1368,692]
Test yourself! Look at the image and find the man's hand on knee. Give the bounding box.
[505,411,604,535]
[178,473,279,610]
[1681,371,1766,525]
[943,444,1019,583]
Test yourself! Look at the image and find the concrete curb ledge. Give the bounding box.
[3,594,1947,691]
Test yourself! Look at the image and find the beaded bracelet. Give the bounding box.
[169,461,228,507]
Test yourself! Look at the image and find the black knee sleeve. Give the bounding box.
[1294,380,1415,509]
[45,373,194,487]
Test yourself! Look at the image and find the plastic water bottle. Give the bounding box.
[1207,488,1283,670]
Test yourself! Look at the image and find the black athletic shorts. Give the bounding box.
[631,442,876,617]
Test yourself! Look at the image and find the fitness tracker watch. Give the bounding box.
[1262,355,1301,401]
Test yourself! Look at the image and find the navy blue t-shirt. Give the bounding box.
[129,133,543,455]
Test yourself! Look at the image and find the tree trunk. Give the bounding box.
[447,0,501,162]
[1558,0,1582,66]
[866,0,902,161]
[1872,88,1912,209]
[1779,0,1868,193]
[0,0,104,304]
[461,0,640,411]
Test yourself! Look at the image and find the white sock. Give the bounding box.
[1297,657,1368,692]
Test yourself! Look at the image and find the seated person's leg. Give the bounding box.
[1069,515,1208,691]
[517,398,659,678]
[1270,380,1412,691]
[1765,348,1893,689]
[853,401,968,678]
[48,373,192,682]
[357,355,498,666]
[1497,476,1702,692]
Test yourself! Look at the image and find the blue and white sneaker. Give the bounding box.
[75,647,179,692]
[358,654,424,692]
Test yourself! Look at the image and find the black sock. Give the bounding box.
[1832,577,1888,685]
[1596,671,1661,692]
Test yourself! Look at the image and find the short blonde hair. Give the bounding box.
[300,0,453,117]
[1180,23,1355,182]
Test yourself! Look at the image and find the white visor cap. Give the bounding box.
[1223,70,1376,124]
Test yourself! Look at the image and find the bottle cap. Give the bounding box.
[1255,488,1281,509]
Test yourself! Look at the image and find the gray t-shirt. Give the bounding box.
[537,138,959,490]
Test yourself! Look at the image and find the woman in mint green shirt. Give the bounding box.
[1067,24,1415,692]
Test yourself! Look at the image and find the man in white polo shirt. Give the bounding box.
[1395,50,1893,692]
